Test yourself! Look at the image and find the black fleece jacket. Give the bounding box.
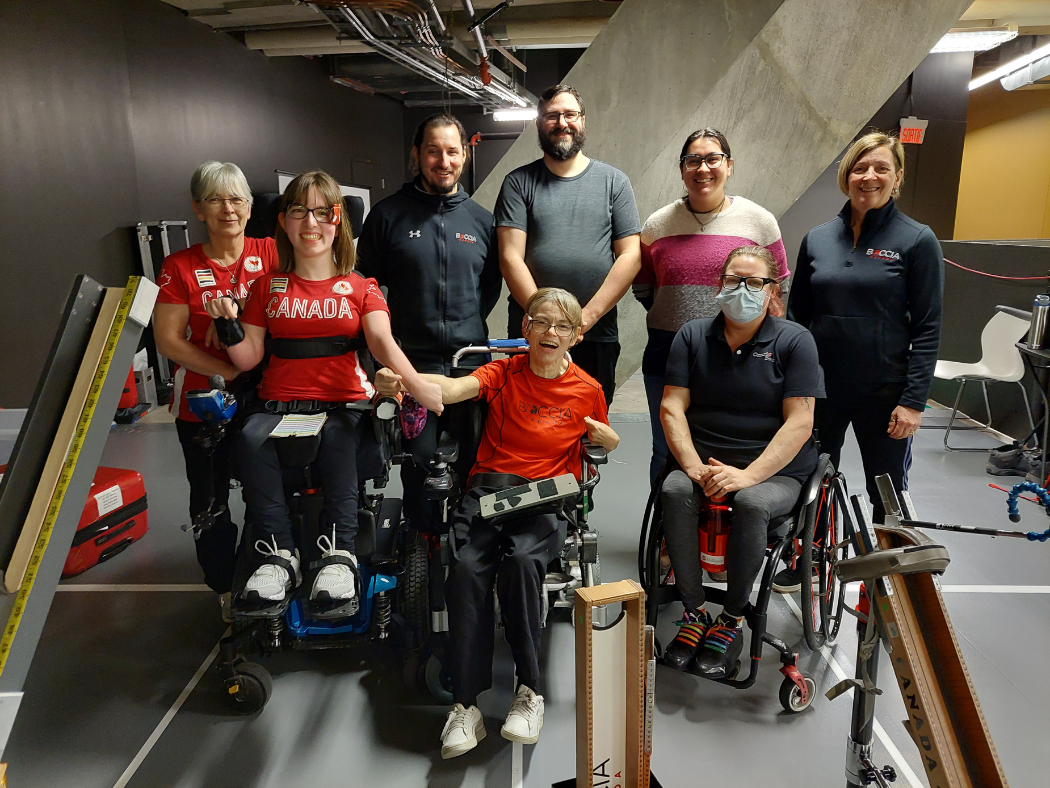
[357,180,502,374]
[786,199,943,411]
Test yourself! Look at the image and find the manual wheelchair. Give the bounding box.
[637,454,847,713]
[186,380,408,714]
[398,340,607,703]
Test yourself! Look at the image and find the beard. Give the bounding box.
[538,125,586,161]
[421,168,459,195]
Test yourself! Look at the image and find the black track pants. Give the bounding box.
[446,488,564,703]
[176,419,238,594]
[238,409,363,553]
[817,393,913,523]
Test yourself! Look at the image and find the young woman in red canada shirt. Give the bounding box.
[208,170,441,604]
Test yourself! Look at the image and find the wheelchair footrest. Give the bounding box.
[234,593,293,619]
[302,594,360,620]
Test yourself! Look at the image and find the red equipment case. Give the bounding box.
[63,466,149,577]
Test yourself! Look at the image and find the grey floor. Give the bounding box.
[6,403,1049,787]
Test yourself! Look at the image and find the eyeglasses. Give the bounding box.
[720,275,778,292]
[202,197,248,209]
[526,318,575,337]
[681,153,729,171]
[541,110,582,125]
[285,204,341,224]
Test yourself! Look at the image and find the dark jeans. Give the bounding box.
[568,340,619,408]
[176,419,239,594]
[446,488,565,704]
[238,409,364,553]
[661,470,801,617]
[644,373,670,486]
[817,393,913,523]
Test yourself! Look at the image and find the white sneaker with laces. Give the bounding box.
[501,685,544,744]
[311,531,358,601]
[440,703,486,759]
[245,538,301,601]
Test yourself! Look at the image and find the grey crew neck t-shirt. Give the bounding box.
[495,158,641,342]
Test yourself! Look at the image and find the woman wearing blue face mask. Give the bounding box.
[657,245,825,676]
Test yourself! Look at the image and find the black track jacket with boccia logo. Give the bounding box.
[786,199,943,411]
[357,179,502,374]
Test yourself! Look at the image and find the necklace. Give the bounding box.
[209,254,237,284]
[684,194,728,232]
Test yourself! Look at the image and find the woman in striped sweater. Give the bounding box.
[634,128,789,484]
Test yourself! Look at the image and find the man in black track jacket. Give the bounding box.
[358,113,501,533]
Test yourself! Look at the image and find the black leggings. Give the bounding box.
[176,419,238,594]
[238,409,364,553]
[446,488,565,704]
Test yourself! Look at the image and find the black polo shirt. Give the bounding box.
[664,314,825,482]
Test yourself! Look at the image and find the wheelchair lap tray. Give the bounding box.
[478,474,580,521]
[186,388,237,424]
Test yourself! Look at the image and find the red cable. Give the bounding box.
[944,257,1046,281]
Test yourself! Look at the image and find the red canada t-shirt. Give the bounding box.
[241,271,390,402]
[155,237,277,421]
[469,354,610,481]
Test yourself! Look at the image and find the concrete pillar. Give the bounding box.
[473,0,972,385]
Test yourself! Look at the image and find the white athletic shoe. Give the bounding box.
[440,703,486,759]
[501,685,544,744]
[245,538,300,601]
[311,531,358,601]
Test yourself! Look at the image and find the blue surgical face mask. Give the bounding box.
[715,285,768,323]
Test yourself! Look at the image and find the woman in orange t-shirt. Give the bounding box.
[377,287,618,759]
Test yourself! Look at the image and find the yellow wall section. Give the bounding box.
[955,84,1050,240]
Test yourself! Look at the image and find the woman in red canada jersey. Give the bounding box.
[208,170,442,606]
[154,161,277,622]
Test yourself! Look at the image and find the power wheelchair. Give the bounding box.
[186,377,408,715]
[637,453,845,713]
[398,340,607,704]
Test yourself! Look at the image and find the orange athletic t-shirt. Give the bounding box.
[468,354,610,481]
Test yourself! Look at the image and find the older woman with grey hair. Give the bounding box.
[154,161,277,622]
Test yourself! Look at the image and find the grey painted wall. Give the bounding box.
[0,0,405,407]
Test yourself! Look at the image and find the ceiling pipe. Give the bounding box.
[459,0,491,84]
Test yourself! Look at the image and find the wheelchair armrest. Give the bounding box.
[581,437,608,466]
[797,454,832,508]
[434,431,459,464]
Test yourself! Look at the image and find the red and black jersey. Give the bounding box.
[155,237,277,421]
[241,271,389,402]
[469,354,609,481]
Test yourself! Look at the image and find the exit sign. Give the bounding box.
[900,116,929,144]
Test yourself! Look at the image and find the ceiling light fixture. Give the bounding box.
[970,40,1050,90]
[494,108,538,122]
[931,29,1017,54]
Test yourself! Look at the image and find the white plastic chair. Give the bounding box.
[934,309,1035,451]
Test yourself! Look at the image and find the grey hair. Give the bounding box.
[190,161,253,205]
[525,287,583,329]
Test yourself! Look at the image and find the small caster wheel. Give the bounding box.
[425,653,454,705]
[225,661,272,715]
[779,674,815,714]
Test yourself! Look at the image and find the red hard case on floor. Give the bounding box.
[62,466,149,577]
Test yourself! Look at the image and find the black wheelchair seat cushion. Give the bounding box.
[767,513,794,540]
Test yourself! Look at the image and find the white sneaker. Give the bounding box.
[501,685,544,744]
[311,532,358,601]
[440,703,486,759]
[245,538,300,601]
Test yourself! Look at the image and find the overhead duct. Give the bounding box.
[308,0,534,109]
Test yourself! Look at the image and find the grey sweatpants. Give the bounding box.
[661,470,801,617]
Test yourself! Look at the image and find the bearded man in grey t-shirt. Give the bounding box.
[495,84,641,406]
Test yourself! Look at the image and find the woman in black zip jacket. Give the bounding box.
[786,132,943,547]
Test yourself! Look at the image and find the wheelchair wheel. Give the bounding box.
[225,661,272,715]
[800,461,847,651]
[425,653,454,705]
[399,530,429,648]
[779,674,815,714]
